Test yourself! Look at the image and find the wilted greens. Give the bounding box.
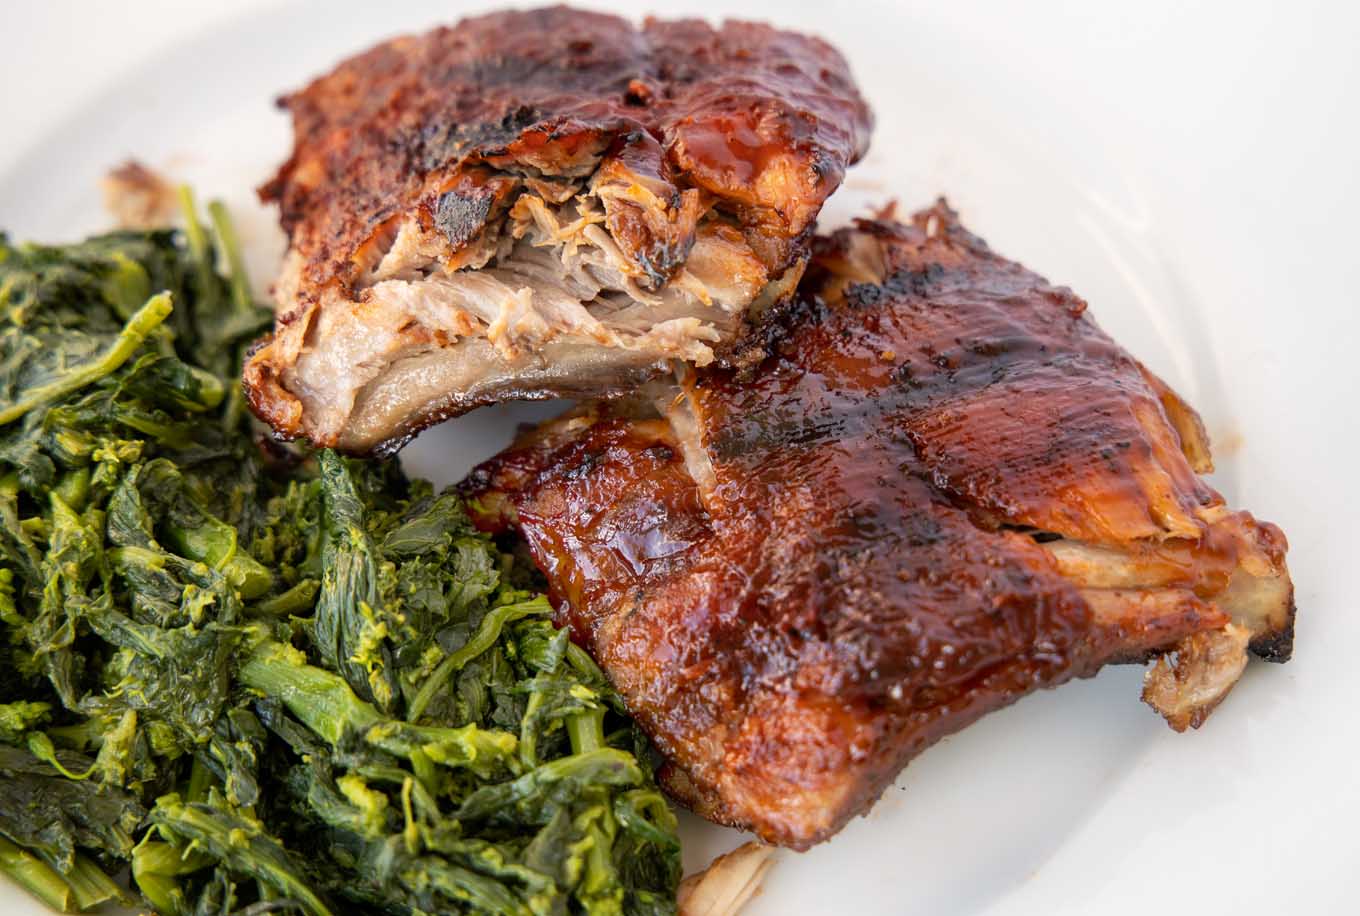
[0,197,680,914]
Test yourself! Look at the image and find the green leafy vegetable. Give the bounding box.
[0,293,173,426]
[0,200,680,914]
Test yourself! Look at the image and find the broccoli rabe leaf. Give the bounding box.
[0,742,145,873]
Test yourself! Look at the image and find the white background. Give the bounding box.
[2,2,1357,914]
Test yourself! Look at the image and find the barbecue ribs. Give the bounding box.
[244,6,872,454]
[464,203,1295,848]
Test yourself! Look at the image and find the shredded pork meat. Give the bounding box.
[272,184,780,451]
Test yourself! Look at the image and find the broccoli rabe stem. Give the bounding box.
[239,639,519,777]
[248,579,319,617]
[567,706,606,754]
[177,187,218,316]
[60,856,128,912]
[185,757,213,804]
[131,837,214,915]
[207,200,253,313]
[205,198,265,433]
[239,640,383,745]
[26,732,96,780]
[0,836,125,913]
[0,836,73,912]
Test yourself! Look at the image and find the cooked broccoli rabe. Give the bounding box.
[0,198,680,914]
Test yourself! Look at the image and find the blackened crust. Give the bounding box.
[1250,595,1296,662]
[261,5,873,303]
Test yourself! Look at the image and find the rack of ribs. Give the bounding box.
[463,202,1295,848]
[244,6,872,454]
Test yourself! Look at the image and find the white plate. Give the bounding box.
[2,2,1357,914]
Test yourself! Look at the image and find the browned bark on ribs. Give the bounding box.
[244,6,872,454]
[463,203,1294,848]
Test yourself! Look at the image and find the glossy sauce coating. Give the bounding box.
[465,204,1291,847]
[261,6,872,302]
